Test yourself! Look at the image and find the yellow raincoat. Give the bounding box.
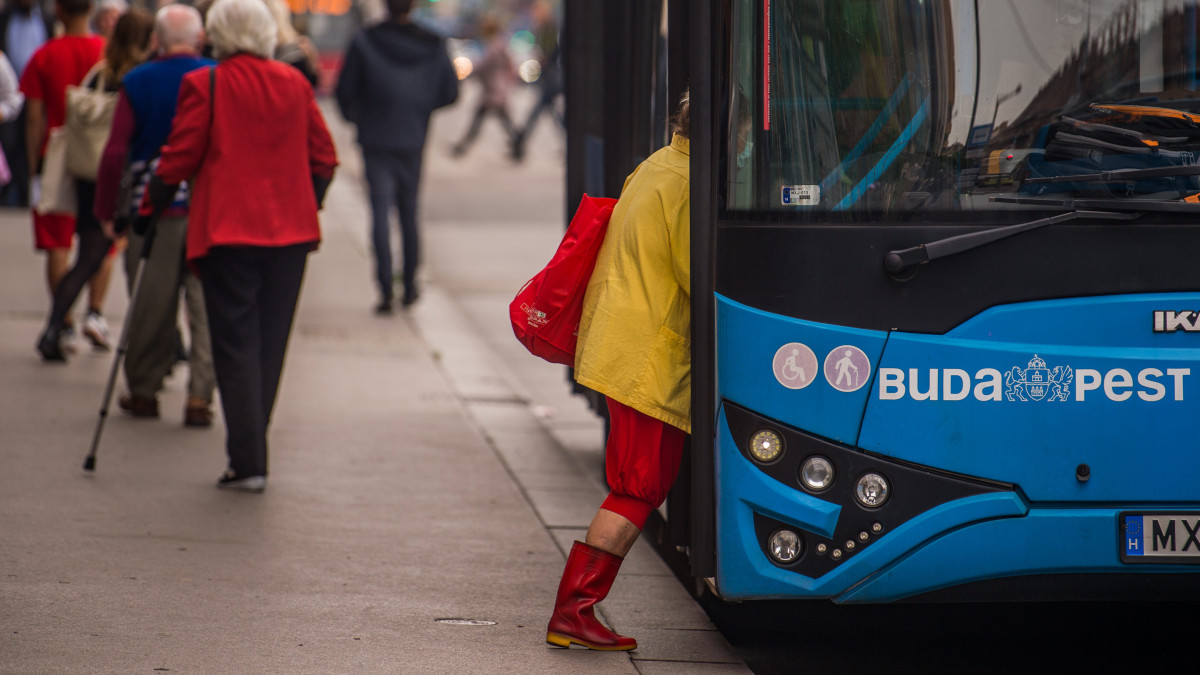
[574,135,691,433]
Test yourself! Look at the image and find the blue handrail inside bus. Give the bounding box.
[832,97,930,211]
[820,72,916,196]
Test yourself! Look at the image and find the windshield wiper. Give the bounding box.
[883,209,1141,274]
[1026,164,1200,184]
[991,195,1200,212]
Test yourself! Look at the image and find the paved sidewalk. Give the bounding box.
[0,86,748,674]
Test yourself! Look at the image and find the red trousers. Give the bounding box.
[600,398,687,530]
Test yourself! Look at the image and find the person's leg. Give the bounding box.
[1,110,31,206]
[122,229,143,293]
[452,104,488,155]
[394,152,422,307]
[35,211,76,299]
[121,216,187,403]
[362,151,396,309]
[547,399,686,651]
[495,104,518,139]
[197,247,268,479]
[183,268,216,424]
[584,509,642,558]
[86,251,115,315]
[595,398,688,542]
[512,94,548,160]
[36,227,113,360]
[74,181,114,349]
[254,243,307,438]
[46,248,71,293]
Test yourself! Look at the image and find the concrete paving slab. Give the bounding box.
[636,660,755,674]
[628,628,748,667]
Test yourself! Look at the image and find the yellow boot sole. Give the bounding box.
[546,631,637,651]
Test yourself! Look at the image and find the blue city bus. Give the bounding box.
[568,0,1200,603]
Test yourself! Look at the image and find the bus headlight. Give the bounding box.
[767,529,803,564]
[855,472,890,508]
[749,429,784,463]
[799,455,835,492]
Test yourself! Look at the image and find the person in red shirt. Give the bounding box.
[20,0,111,356]
[150,0,337,492]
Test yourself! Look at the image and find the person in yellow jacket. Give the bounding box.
[546,93,691,652]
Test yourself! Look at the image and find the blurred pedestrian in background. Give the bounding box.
[0,50,24,185]
[545,93,692,652]
[510,0,561,162]
[263,0,318,87]
[90,0,127,39]
[335,0,457,313]
[23,0,106,360]
[150,0,336,492]
[0,0,54,207]
[450,14,516,159]
[33,6,154,362]
[94,3,216,425]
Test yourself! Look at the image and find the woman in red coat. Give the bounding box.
[152,0,337,492]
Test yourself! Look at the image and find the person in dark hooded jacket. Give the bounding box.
[335,0,458,313]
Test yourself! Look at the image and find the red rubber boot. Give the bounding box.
[545,541,637,650]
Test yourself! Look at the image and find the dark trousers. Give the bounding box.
[0,110,30,206]
[43,180,105,335]
[454,103,517,153]
[195,244,309,478]
[363,150,422,300]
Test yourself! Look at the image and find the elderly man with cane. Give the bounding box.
[95,3,216,427]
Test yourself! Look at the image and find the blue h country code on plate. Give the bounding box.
[1124,515,1200,558]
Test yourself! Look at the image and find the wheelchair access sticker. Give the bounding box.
[772,343,818,390]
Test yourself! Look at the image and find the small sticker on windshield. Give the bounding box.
[782,185,820,206]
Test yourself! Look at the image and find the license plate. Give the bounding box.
[1121,513,1200,564]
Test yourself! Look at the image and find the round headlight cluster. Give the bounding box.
[767,529,803,564]
[799,456,835,492]
[855,472,890,508]
[749,429,784,463]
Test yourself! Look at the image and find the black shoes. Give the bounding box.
[401,281,419,309]
[217,471,266,493]
[36,331,65,362]
[376,283,418,313]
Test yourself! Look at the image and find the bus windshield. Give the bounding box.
[727,0,1200,215]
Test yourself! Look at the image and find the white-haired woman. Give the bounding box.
[150,0,337,492]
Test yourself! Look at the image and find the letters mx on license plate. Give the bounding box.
[1121,513,1200,564]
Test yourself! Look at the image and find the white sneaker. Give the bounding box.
[83,312,112,351]
[59,325,79,354]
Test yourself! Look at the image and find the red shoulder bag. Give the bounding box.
[510,194,617,365]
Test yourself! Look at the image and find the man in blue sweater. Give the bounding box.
[336,0,459,313]
[94,3,216,427]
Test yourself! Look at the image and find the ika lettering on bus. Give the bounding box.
[1153,310,1200,333]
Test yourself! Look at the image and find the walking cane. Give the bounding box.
[83,220,158,472]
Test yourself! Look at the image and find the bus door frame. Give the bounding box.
[688,0,718,579]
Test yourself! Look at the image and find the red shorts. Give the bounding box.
[600,397,687,530]
[33,211,75,250]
